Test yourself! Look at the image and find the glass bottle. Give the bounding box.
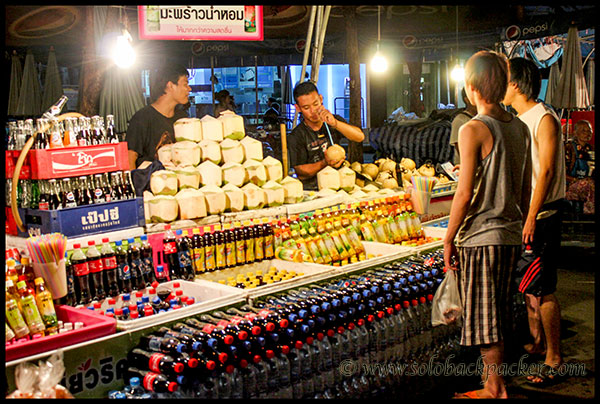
[48,179,62,210]
[92,174,106,204]
[49,118,64,149]
[61,178,78,208]
[106,114,119,143]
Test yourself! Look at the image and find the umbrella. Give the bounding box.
[545,61,561,107]
[15,49,42,117]
[98,65,146,134]
[585,59,594,106]
[8,51,23,116]
[41,46,64,113]
[553,25,590,109]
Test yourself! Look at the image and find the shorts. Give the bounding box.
[458,245,520,346]
[515,201,564,297]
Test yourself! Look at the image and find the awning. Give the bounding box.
[8,51,23,116]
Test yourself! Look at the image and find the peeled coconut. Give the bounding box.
[351,161,362,173]
[221,162,246,187]
[383,178,399,189]
[143,191,153,223]
[380,159,397,174]
[242,183,266,210]
[281,176,304,204]
[200,184,226,215]
[174,166,201,189]
[221,183,244,212]
[218,111,245,140]
[262,156,283,182]
[338,166,356,192]
[243,159,267,187]
[175,189,207,220]
[148,195,178,223]
[171,141,201,167]
[317,166,341,191]
[240,136,263,162]
[200,115,224,142]
[401,157,416,171]
[197,160,223,187]
[262,180,285,207]
[220,138,245,165]
[318,188,338,198]
[325,144,345,163]
[362,163,379,180]
[174,117,202,142]
[157,144,173,167]
[350,189,368,199]
[150,170,178,196]
[199,139,222,165]
[362,183,380,193]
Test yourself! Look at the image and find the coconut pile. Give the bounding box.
[145,112,304,223]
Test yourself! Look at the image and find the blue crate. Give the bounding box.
[24,198,145,238]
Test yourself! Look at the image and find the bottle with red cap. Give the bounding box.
[100,238,120,297]
[163,225,181,280]
[128,347,186,376]
[86,240,106,301]
[138,335,188,357]
[70,243,91,305]
[126,367,179,394]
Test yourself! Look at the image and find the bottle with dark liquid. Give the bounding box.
[203,226,216,272]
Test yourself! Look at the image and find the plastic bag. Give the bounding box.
[431,269,463,326]
[7,350,74,399]
[6,362,39,398]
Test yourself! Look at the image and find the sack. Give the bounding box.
[431,269,463,326]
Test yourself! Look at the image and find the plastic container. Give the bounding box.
[5,305,117,362]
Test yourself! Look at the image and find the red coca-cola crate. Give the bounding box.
[27,142,129,180]
[5,207,28,236]
[5,150,32,179]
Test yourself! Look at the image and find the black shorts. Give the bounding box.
[515,200,564,297]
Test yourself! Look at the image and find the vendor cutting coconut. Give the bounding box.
[288,81,364,190]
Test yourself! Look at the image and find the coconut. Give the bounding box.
[317,166,341,191]
[262,180,285,207]
[262,155,283,182]
[325,144,345,163]
[174,117,202,142]
[362,163,379,180]
[220,138,245,165]
[143,191,153,223]
[243,159,267,187]
[400,157,416,171]
[382,177,399,189]
[350,189,368,199]
[218,111,245,140]
[200,184,226,215]
[157,144,173,167]
[171,141,201,167]
[198,139,222,164]
[221,183,244,212]
[148,195,178,223]
[175,188,207,220]
[338,166,356,192]
[380,159,397,174]
[281,176,304,204]
[351,161,362,173]
[317,188,338,198]
[362,183,380,193]
[150,170,178,196]
[197,160,223,187]
[240,136,263,162]
[174,166,201,189]
[242,182,266,210]
[221,162,246,187]
[376,171,392,184]
[200,114,224,142]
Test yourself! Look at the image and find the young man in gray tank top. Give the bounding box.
[444,51,532,398]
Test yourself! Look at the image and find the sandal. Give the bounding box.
[526,363,568,387]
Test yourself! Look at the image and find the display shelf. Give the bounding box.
[220,205,287,224]
[144,215,221,234]
[284,194,347,215]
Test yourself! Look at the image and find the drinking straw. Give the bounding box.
[25,233,67,264]
[323,122,335,147]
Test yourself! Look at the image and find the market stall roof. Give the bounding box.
[8,51,23,116]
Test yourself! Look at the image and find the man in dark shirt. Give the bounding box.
[126,63,191,169]
[288,81,364,190]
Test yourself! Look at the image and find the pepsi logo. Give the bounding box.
[295,39,306,53]
[505,25,521,40]
[403,35,417,48]
[94,189,103,197]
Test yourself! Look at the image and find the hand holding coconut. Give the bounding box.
[324,144,346,168]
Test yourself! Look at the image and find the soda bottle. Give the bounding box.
[234,222,246,266]
[254,221,265,262]
[243,221,255,264]
[140,235,157,285]
[122,171,136,199]
[115,240,133,293]
[163,225,181,280]
[224,224,236,269]
[126,367,179,394]
[203,226,216,273]
[100,238,120,297]
[110,172,124,201]
[214,226,226,271]
[128,347,185,376]
[60,252,76,306]
[86,240,106,301]
[155,265,168,284]
[139,334,188,356]
[60,178,77,208]
[34,277,59,335]
[5,288,30,339]
[17,280,46,336]
[105,114,119,143]
[47,179,62,210]
[71,243,92,305]
[128,238,147,290]
[78,176,93,206]
[175,230,194,280]
[191,228,205,274]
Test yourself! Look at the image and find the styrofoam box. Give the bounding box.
[101,280,246,331]
[285,194,347,216]
[220,206,287,224]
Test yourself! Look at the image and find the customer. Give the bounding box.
[443,50,532,398]
[565,120,595,215]
[288,81,364,190]
[214,90,237,117]
[449,87,477,165]
[503,57,568,387]
[126,63,191,170]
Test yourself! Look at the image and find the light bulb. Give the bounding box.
[112,33,135,68]
[371,51,388,73]
[451,64,464,82]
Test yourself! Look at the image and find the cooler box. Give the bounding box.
[5,305,117,362]
[24,197,145,238]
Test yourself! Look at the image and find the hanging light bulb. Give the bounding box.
[451,63,464,82]
[112,28,135,68]
[370,6,388,73]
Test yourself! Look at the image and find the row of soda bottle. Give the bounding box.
[6,113,119,151]
[111,248,463,399]
[7,171,136,210]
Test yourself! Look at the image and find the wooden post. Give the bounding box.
[280,123,288,176]
[344,6,364,164]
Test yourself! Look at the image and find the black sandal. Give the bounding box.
[526,363,568,387]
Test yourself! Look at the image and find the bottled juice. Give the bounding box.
[332,219,357,258]
[224,224,236,268]
[300,228,323,264]
[6,260,19,285]
[272,220,283,249]
[317,220,342,262]
[203,226,216,272]
[263,218,274,260]
[192,228,205,274]
[274,247,303,263]
[308,226,332,264]
[409,212,425,239]
[378,210,395,244]
[214,225,226,271]
[254,220,265,262]
[34,277,59,335]
[298,215,310,232]
[17,280,46,336]
[371,210,389,243]
[290,229,314,263]
[394,211,410,241]
[234,222,246,265]
[387,214,403,244]
[358,214,376,242]
[243,221,255,264]
[5,289,30,339]
[6,280,22,312]
[19,257,36,290]
[339,216,364,255]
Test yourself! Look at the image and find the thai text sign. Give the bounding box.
[138,5,263,41]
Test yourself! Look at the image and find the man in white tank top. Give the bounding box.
[503,57,567,386]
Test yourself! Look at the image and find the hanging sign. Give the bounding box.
[138,5,263,41]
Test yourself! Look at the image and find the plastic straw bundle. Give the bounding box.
[25,233,67,265]
[410,176,438,214]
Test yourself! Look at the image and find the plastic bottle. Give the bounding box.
[34,277,59,335]
[254,221,265,262]
[175,230,195,280]
[86,240,106,301]
[299,228,323,264]
[17,280,46,336]
[262,219,275,260]
[128,348,185,376]
[191,228,206,274]
[6,259,20,285]
[243,221,255,264]
[123,376,146,398]
[223,224,236,269]
[214,226,227,271]
[18,257,36,290]
[203,226,216,272]
[114,240,132,293]
[100,238,120,297]
[128,238,146,291]
[62,252,76,306]
[140,235,157,285]
[71,243,92,305]
[5,288,30,339]
[126,368,179,394]
[155,265,168,284]
[234,222,246,266]
[163,225,181,280]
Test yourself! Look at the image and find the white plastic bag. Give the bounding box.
[431,269,463,326]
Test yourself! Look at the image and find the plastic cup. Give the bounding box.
[32,258,67,299]
[410,189,432,215]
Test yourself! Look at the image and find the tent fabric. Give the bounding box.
[545,62,561,107]
[41,47,64,112]
[552,26,590,109]
[99,66,146,134]
[15,50,42,117]
[525,41,563,69]
[8,51,23,116]
[585,59,594,106]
